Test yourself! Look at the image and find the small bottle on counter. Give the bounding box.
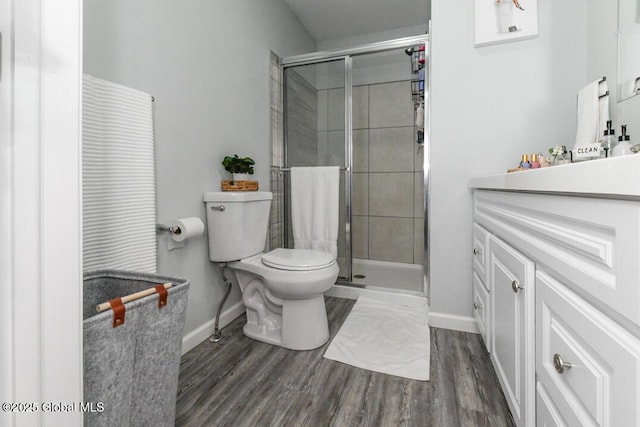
[521,154,531,169]
[537,152,548,167]
[557,146,570,165]
[530,153,540,169]
[613,125,633,156]
[600,120,617,158]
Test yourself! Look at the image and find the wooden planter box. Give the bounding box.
[221,180,259,191]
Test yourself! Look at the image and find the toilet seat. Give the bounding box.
[262,248,335,271]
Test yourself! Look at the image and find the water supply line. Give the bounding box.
[210,263,233,343]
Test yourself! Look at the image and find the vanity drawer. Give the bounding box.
[472,222,490,287]
[472,271,490,352]
[536,270,640,427]
[475,190,640,328]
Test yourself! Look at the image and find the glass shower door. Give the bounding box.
[283,58,352,280]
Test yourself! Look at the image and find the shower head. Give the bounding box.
[405,47,414,56]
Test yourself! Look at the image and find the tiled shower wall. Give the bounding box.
[317,80,424,265]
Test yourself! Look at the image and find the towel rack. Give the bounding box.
[272,166,349,172]
[597,76,609,99]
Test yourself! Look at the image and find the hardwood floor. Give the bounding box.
[175,297,514,427]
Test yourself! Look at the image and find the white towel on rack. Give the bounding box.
[82,74,157,273]
[574,79,609,149]
[290,167,340,258]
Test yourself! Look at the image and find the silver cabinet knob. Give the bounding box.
[473,248,479,255]
[511,280,523,293]
[210,205,225,212]
[553,353,572,374]
[473,302,483,310]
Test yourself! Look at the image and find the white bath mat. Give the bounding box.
[324,296,430,381]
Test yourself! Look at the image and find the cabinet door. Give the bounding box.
[536,270,640,427]
[489,235,535,427]
[473,272,490,351]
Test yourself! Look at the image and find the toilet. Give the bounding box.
[204,191,339,350]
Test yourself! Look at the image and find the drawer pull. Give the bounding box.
[511,280,524,293]
[473,302,483,310]
[473,248,481,256]
[553,353,572,374]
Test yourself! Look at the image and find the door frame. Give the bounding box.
[1,0,83,424]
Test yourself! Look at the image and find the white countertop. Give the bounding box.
[469,154,640,198]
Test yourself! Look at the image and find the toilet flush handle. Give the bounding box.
[210,205,225,212]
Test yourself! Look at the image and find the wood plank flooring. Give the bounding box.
[175,297,514,427]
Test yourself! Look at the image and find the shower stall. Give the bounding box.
[270,35,430,298]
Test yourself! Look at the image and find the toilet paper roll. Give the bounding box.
[170,217,205,243]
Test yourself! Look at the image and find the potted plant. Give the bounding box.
[222,154,255,181]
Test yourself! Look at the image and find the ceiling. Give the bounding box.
[283,0,431,42]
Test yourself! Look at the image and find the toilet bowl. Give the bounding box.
[230,248,339,350]
[203,192,339,350]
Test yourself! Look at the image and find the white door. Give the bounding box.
[0,1,13,424]
[1,1,84,425]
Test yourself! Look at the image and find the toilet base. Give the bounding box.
[243,295,330,351]
[243,323,283,347]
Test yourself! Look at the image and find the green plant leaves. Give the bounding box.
[221,154,255,174]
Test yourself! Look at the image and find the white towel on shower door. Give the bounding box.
[290,166,340,258]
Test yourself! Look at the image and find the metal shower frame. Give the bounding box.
[277,34,431,298]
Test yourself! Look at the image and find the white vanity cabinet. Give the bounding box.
[471,157,640,427]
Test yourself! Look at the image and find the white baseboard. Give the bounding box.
[181,301,245,355]
[428,311,479,334]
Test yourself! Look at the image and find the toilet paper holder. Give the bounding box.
[156,223,181,235]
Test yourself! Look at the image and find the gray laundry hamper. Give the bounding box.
[83,270,190,427]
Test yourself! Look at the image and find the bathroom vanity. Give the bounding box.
[470,155,640,427]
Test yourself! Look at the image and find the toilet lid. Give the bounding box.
[262,248,335,271]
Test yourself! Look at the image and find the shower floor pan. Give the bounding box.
[351,258,424,294]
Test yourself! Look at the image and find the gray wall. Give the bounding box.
[83,0,316,338]
[429,0,588,322]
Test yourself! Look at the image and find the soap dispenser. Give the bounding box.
[612,125,633,157]
[600,120,617,158]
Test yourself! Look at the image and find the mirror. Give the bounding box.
[618,0,640,102]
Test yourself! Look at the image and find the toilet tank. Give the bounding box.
[203,191,273,262]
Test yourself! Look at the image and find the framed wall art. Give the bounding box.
[474,0,538,47]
